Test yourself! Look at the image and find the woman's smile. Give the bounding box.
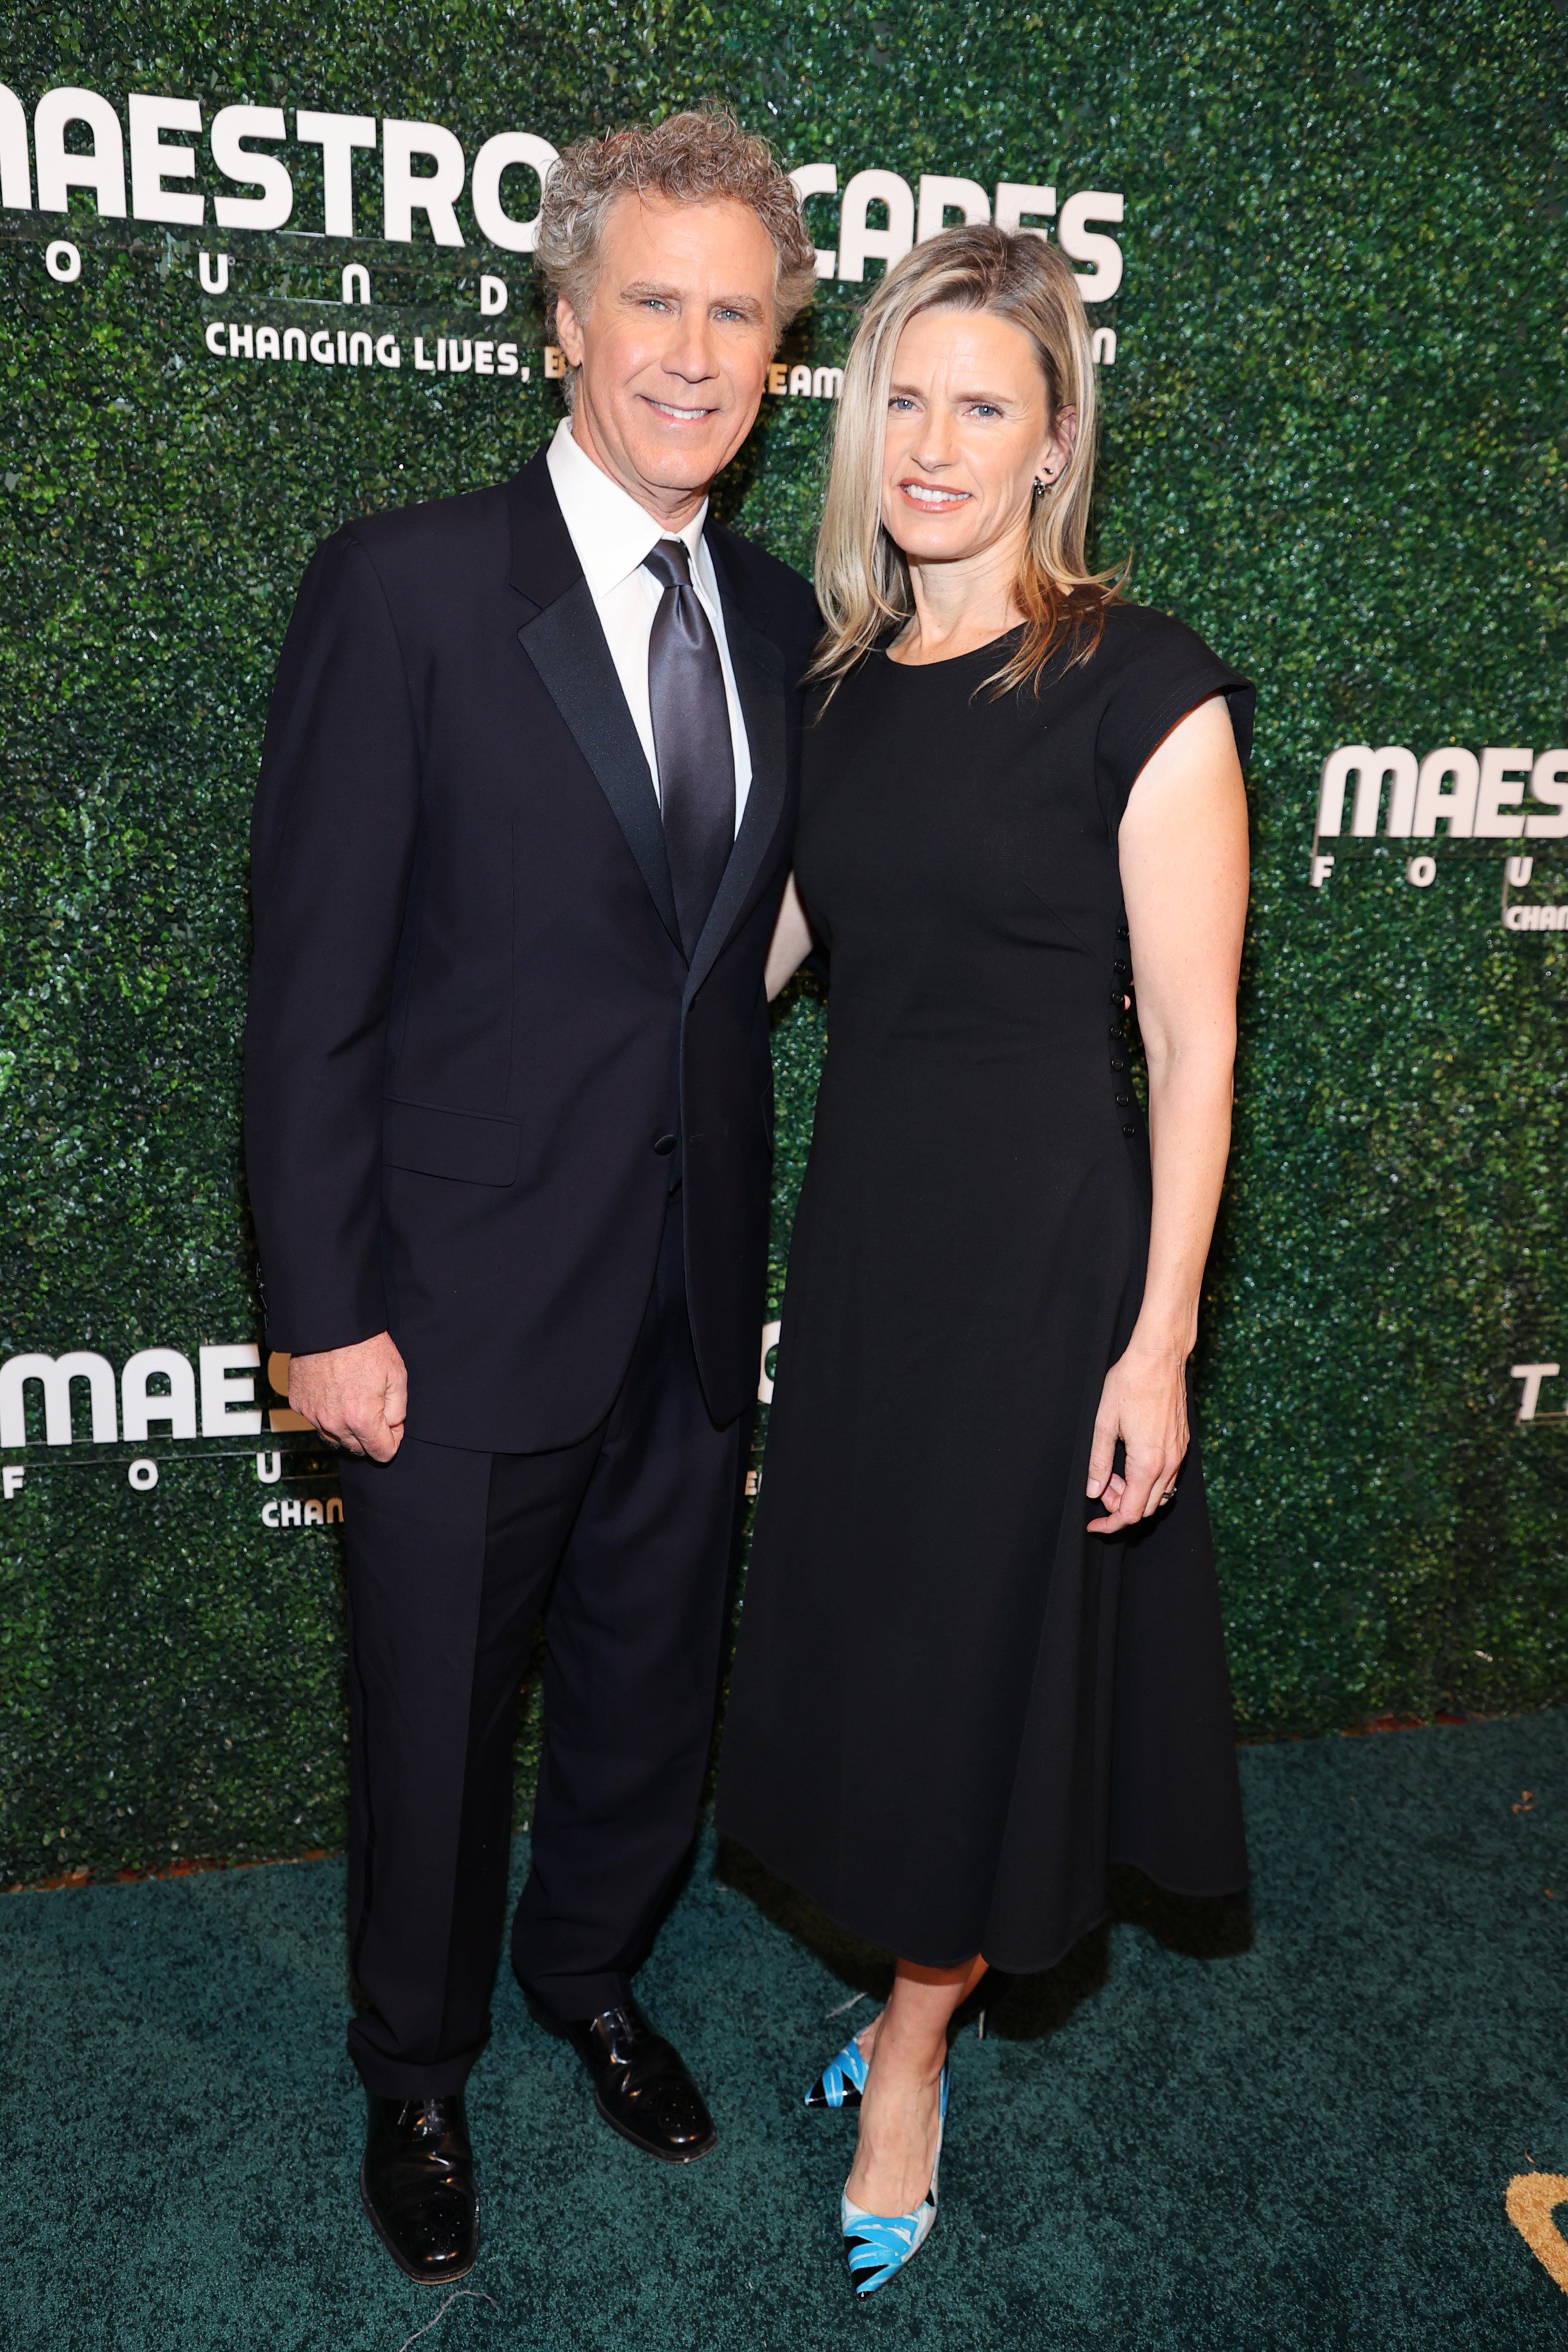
[899,480,972,509]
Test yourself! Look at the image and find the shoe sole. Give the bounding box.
[592,2087,717,2164]
[358,2156,480,2284]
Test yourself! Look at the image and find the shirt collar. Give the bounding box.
[547,416,709,598]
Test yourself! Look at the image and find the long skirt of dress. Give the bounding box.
[718,1045,1248,1972]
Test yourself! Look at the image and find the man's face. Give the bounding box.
[556,193,779,520]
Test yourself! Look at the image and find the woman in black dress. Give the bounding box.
[716,224,1252,2295]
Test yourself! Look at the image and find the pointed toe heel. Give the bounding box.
[839,2067,949,2297]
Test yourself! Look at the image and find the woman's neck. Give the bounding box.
[891,525,1028,665]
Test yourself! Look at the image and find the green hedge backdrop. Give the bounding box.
[2,0,1565,1886]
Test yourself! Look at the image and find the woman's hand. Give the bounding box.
[1085,1342,1190,1534]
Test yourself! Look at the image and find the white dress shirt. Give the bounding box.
[545,416,752,835]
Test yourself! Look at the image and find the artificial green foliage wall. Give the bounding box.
[1,1,1565,1884]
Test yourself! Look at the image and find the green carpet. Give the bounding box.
[8,1714,1568,2350]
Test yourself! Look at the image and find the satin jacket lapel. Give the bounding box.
[683,589,789,1007]
[508,458,683,958]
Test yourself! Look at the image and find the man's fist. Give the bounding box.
[288,1332,408,1462]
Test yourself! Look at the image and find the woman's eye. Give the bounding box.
[888,395,916,411]
[970,402,1002,419]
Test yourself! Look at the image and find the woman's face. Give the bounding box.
[879,305,1073,569]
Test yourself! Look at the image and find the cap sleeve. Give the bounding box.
[1094,608,1255,823]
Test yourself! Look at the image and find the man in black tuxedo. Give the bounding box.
[244,112,818,2281]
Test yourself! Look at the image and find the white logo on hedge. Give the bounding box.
[0,1343,327,1515]
[1308,743,1568,926]
[1513,1364,1565,1422]
[0,1342,307,1446]
[0,85,1125,369]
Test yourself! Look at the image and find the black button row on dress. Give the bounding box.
[1110,948,1136,1137]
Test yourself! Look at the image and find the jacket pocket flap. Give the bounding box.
[383,1098,519,1187]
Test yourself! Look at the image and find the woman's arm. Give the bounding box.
[765,873,814,1001]
[1086,694,1250,1534]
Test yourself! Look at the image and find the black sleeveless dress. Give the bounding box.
[717,605,1254,1972]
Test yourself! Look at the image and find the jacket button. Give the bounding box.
[1122,1123,1137,1137]
[653,1132,677,1156]
[1110,1056,1125,1073]
[1115,1093,1132,1107]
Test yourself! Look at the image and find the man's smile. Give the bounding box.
[641,394,722,423]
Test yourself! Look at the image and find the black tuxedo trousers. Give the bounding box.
[340,1192,744,2096]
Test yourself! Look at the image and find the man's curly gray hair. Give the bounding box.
[535,110,817,401]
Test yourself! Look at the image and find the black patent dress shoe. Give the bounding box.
[534,1994,717,2162]
[360,2092,479,2283]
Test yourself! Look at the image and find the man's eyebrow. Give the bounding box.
[619,278,768,321]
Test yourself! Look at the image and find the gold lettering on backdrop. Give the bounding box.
[1506,2174,1568,2291]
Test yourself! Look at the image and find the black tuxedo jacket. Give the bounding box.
[244,447,818,1451]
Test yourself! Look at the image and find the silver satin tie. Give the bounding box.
[643,537,735,959]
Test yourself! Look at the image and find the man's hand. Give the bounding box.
[288,1332,408,1462]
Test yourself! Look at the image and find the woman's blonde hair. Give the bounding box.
[812,223,1123,696]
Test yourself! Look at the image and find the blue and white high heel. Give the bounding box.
[804,2025,871,2109]
[840,2066,949,2297]
[804,1969,1010,2109]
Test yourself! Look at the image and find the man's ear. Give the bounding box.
[556,295,587,370]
